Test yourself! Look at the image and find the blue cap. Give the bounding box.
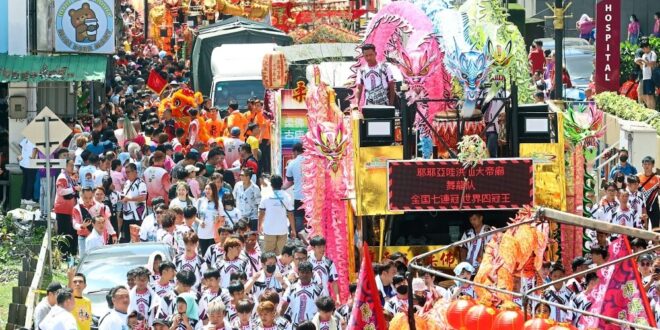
[118,152,130,165]
[230,127,241,137]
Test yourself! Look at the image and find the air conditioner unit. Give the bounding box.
[9,96,27,119]
[620,120,657,168]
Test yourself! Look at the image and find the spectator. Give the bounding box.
[283,143,306,235]
[576,14,595,41]
[233,168,260,230]
[54,159,79,259]
[609,149,637,179]
[528,41,546,75]
[258,175,295,254]
[98,286,131,330]
[636,42,657,110]
[654,12,660,37]
[628,15,641,45]
[33,282,63,327]
[121,163,148,243]
[38,288,78,330]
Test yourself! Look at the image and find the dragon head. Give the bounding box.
[445,38,491,116]
[388,47,439,103]
[305,121,350,173]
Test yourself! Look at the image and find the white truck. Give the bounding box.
[210,43,277,109]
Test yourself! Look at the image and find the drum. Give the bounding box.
[432,111,485,158]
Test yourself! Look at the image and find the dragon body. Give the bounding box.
[353,2,451,136]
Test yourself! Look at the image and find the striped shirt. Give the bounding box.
[284,282,325,327]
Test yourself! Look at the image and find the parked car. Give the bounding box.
[76,242,175,328]
[534,37,591,52]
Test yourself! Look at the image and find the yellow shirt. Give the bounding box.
[73,296,92,330]
[246,135,260,151]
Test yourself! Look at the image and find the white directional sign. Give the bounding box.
[28,158,66,169]
[21,107,72,156]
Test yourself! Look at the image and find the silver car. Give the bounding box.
[76,242,175,327]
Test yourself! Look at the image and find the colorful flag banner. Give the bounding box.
[579,236,656,329]
[347,243,388,330]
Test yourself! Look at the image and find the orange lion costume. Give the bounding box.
[158,88,211,148]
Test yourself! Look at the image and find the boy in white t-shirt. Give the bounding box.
[636,42,657,109]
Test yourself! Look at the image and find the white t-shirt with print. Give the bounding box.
[642,51,657,80]
[196,197,220,240]
[259,190,294,235]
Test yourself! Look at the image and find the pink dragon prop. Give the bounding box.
[302,67,352,302]
[350,1,452,137]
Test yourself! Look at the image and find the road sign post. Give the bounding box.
[22,107,72,273]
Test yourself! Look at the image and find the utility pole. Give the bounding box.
[545,0,572,103]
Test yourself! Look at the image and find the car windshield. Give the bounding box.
[565,55,594,80]
[213,80,265,109]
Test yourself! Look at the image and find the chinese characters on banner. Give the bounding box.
[280,89,308,171]
[595,0,621,93]
[388,159,534,211]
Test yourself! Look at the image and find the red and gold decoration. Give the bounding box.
[346,243,387,329]
[290,24,361,44]
[445,296,475,330]
[523,317,555,330]
[271,0,368,34]
[492,303,524,330]
[261,51,289,90]
[465,303,499,330]
[548,323,578,330]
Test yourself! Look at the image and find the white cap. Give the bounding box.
[412,278,425,292]
[453,262,475,276]
[185,164,199,173]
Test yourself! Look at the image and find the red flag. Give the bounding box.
[146,69,168,95]
[579,236,656,329]
[347,243,388,330]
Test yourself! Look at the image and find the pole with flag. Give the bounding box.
[147,69,169,95]
[347,243,388,330]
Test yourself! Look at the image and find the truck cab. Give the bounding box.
[210,43,277,110]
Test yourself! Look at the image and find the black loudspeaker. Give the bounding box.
[360,105,396,147]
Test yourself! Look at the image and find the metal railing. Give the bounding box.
[406,207,660,330]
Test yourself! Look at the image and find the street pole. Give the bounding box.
[144,0,149,41]
[546,0,572,104]
[44,116,52,273]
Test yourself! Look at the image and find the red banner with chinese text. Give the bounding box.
[387,159,534,211]
[347,243,388,330]
[595,0,621,93]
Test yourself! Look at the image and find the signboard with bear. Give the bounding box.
[54,0,115,54]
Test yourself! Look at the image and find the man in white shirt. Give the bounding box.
[282,143,306,235]
[121,163,148,243]
[636,42,657,110]
[38,288,78,330]
[258,175,296,254]
[33,282,63,328]
[98,286,130,330]
[18,137,37,205]
[356,43,396,106]
[79,153,99,189]
[85,216,106,253]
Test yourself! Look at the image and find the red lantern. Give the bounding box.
[465,303,498,330]
[548,323,578,330]
[261,51,288,89]
[493,303,524,330]
[446,296,475,330]
[523,317,555,330]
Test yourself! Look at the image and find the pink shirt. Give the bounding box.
[144,166,171,206]
[628,21,640,34]
[111,170,126,192]
[187,178,201,199]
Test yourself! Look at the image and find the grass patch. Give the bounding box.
[0,263,22,327]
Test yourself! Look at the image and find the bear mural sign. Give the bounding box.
[54,0,115,54]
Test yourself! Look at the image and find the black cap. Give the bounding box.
[46,282,63,293]
[571,256,593,271]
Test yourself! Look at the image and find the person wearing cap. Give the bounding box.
[34,282,64,327]
[459,213,495,269]
[447,262,476,300]
[411,277,431,314]
[638,253,654,283]
[225,102,248,136]
[185,164,202,198]
[638,156,660,229]
[38,288,78,330]
[223,127,245,170]
[566,256,593,295]
[542,263,572,323]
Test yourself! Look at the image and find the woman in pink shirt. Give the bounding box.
[576,14,594,41]
[628,15,641,45]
